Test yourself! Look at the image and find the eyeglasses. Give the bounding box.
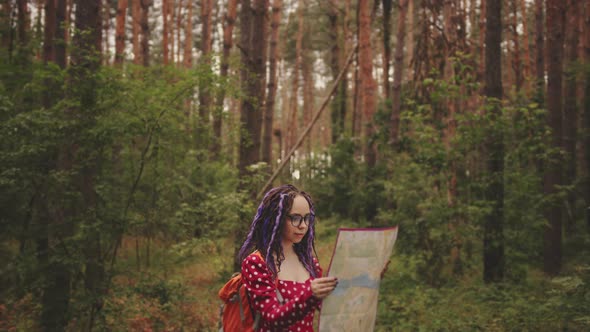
[287,213,314,227]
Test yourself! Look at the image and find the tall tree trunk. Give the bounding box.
[382,0,392,101]
[302,38,313,157]
[114,0,127,65]
[520,0,531,95]
[16,0,29,48]
[510,0,523,92]
[199,0,213,149]
[286,1,303,153]
[1,1,12,52]
[162,0,169,65]
[140,0,150,67]
[183,0,193,68]
[478,0,485,79]
[534,0,545,104]
[213,0,239,158]
[563,0,579,233]
[358,0,377,167]
[543,0,565,276]
[176,0,182,65]
[170,0,176,64]
[262,0,282,165]
[406,0,414,81]
[39,1,71,330]
[131,0,141,64]
[102,0,110,64]
[327,0,347,143]
[236,0,267,269]
[70,0,103,328]
[584,0,590,228]
[389,0,408,145]
[483,0,505,283]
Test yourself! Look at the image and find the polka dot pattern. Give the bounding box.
[241,254,323,331]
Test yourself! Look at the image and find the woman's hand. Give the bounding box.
[311,276,338,299]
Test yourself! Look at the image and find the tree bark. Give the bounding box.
[212,0,239,158]
[69,0,103,328]
[478,0,485,79]
[140,0,151,67]
[162,0,169,65]
[102,0,110,64]
[199,0,213,148]
[534,0,545,104]
[262,0,282,165]
[131,0,141,64]
[584,0,590,227]
[358,0,377,167]
[114,0,127,65]
[183,0,193,68]
[563,0,579,233]
[390,0,408,145]
[382,0,392,101]
[543,0,565,276]
[520,0,531,95]
[16,0,29,47]
[483,0,505,283]
[510,0,523,92]
[286,0,303,153]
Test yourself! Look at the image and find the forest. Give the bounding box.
[0,0,589,331]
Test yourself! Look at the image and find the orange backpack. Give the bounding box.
[218,252,283,332]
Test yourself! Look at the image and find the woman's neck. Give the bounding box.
[281,241,296,257]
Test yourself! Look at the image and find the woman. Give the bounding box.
[238,184,338,332]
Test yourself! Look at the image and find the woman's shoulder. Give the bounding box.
[242,251,267,269]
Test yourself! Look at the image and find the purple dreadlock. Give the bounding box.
[238,184,318,278]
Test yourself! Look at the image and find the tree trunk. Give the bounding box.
[131,0,141,64]
[184,0,193,68]
[534,0,545,104]
[584,0,590,228]
[199,0,213,149]
[382,0,392,101]
[406,0,414,81]
[102,0,110,64]
[212,0,239,158]
[483,0,505,283]
[520,0,531,95]
[162,0,169,65]
[286,1,303,153]
[176,0,182,65]
[543,0,565,276]
[510,0,523,92]
[563,0,579,233]
[114,0,127,65]
[389,0,408,145]
[358,0,377,167]
[478,0,485,79]
[39,1,71,330]
[302,39,313,157]
[16,0,29,48]
[262,0,282,165]
[70,0,103,329]
[140,0,150,67]
[327,0,347,143]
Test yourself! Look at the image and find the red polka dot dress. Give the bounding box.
[241,253,323,332]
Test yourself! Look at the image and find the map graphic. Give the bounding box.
[319,227,398,332]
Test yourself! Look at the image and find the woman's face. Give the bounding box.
[281,195,311,245]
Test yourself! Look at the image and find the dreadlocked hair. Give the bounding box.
[238,184,318,279]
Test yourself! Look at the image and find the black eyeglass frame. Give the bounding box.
[286,213,315,227]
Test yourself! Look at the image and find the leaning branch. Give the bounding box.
[257,45,357,199]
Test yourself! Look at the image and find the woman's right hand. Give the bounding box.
[311,276,338,299]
